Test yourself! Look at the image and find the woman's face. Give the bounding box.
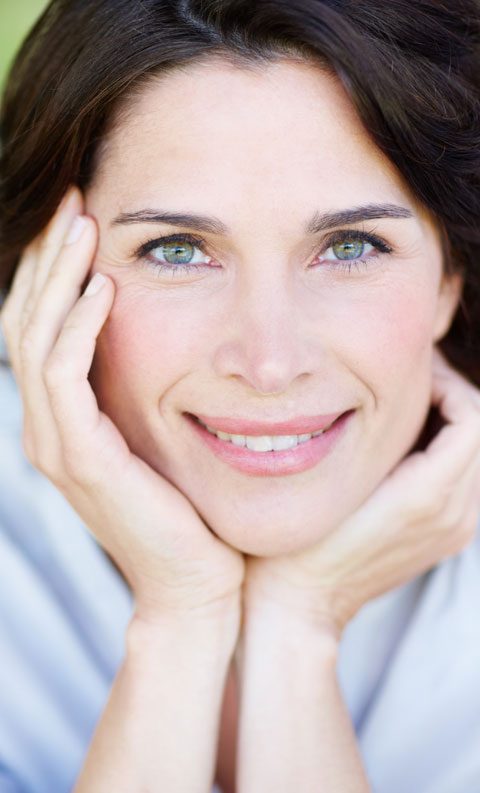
[86,57,463,556]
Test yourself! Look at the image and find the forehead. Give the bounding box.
[92,56,416,219]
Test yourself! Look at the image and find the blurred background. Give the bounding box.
[0,0,49,87]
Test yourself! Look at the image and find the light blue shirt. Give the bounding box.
[0,327,479,792]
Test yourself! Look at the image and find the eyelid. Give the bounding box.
[321,227,393,254]
[134,232,207,259]
[133,226,394,266]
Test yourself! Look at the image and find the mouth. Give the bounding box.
[184,410,354,477]
[189,413,338,448]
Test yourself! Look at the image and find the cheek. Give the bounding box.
[94,288,211,404]
[338,275,438,482]
[341,276,437,391]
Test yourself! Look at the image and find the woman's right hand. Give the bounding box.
[0,186,244,622]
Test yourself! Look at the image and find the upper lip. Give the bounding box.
[190,411,347,436]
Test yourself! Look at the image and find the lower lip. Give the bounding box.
[185,411,354,477]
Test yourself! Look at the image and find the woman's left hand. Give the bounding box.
[243,347,480,641]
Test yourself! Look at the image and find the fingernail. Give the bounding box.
[65,215,87,245]
[84,272,106,296]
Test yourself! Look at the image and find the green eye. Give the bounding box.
[162,241,195,264]
[332,239,365,260]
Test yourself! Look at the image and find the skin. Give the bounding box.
[85,57,464,558]
[3,54,480,793]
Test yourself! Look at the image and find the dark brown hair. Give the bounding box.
[1,0,480,381]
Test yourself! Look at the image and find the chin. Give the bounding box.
[194,499,346,557]
[189,422,422,558]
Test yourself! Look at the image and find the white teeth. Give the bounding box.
[230,434,246,447]
[246,435,277,452]
[202,421,329,451]
[271,435,302,451]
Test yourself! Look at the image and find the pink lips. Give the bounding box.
[186,410,354,477]
[192,411,345,436]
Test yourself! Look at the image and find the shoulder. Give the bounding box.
[0,331,134,790]
[0,328,133,617]
[339,511,480,791]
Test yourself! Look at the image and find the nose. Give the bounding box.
[212,273,323,396]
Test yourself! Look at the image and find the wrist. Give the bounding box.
[243,566,342,646]
[129,593,242,656]
[134,584,242,624]
[238,595,339,707]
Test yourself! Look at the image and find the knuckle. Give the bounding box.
[62,452,80,481]
[43,463,66,490]
[62,452,97,488]
[61,319,82,337]
[36,456,61,484]
[44,336,82,388]
[43,352,70,387]
[35,444,63,482]
[441,506,464,536]
[46,264,68,290]
[38,234,57,258]
[20,293,36,320]
[19,327,39,365]
[409,488,444,521]
[21,430,61,483]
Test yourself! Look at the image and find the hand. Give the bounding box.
[0,186,244,622]
[243,347,480,641]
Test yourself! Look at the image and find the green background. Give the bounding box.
[0,0,49,87]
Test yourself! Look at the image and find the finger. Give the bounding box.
[432,346,480,411]
[26,186,84,314]
[44,273,116,477]
[461,448,480,518]
[420,355,480,483]
[19,216,98,472]
[0,240,39,374]
[441,445,480,528]
[437,473,480,562]
[381,372,480,518]
[21,214,98,372]
[1,187,82,371]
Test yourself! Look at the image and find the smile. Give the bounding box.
[186,411,354,477]
[196,417,334,452]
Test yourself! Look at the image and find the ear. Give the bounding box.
[432,270,464,343]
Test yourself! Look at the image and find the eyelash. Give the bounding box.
[134,228,393,278]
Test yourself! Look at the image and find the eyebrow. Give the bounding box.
[111,202,413,234]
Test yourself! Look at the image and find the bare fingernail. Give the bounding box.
[84,272,106,296]
[65,215,87,245]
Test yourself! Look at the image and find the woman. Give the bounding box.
[1,0,480,791]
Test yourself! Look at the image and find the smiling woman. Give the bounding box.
[0,2,480,793]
